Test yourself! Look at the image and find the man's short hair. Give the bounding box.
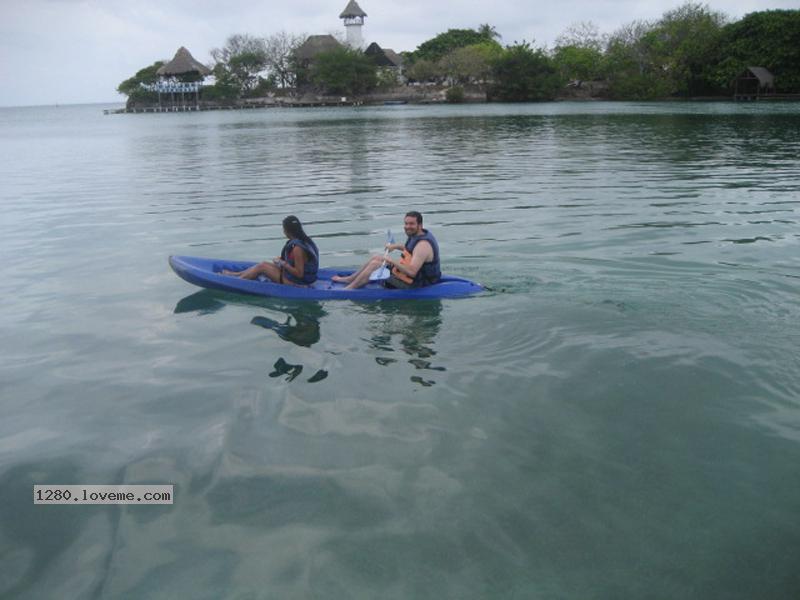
[405,211,423,225]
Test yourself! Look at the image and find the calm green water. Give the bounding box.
[1,102,800,599]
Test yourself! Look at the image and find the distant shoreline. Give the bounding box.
[106,81,800,114]
[105,94,800,115]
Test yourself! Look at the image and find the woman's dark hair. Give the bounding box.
[283,215,313,245]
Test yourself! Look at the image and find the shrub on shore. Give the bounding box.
[445,86,465,103]
[309,47,378,96]
[489,43,561,102]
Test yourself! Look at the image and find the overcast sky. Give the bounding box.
[0,0,795,107]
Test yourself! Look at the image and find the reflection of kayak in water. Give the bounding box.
[169,256,484,300]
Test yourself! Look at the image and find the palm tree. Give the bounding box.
[478,23,502,40]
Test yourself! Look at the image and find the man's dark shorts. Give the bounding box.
[382,274,418,289]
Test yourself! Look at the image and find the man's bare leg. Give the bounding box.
[344,256,386,289]
[332,256,383,284]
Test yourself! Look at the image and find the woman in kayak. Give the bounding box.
[221,215,319,284]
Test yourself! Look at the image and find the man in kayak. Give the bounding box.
[332,211,441,290]
[221,215,319,284]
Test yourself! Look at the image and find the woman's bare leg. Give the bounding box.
[222,262,281,282]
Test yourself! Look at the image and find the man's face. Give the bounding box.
[404,216,421,237]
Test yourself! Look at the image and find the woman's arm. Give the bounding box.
[280,246,306,279]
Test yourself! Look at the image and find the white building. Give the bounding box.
[339,0,367,49]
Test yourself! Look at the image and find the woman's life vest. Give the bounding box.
[281,238,319,284]
[391,229,441,287]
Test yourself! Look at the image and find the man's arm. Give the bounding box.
[387,241,432,278]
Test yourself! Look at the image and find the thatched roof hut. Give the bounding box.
[365,43,402,68]
[743,67,774,88]
[339,0,367,18]
[295,35,342,62]
[383,49,403,68]
[157,47,211,77]
[734,66,775,99]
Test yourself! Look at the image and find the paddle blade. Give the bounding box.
[368,229,395,281]
[369,266,391,281]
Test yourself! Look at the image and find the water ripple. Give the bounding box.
[2,102,800,599]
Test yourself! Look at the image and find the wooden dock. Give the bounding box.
[734,93,800,102]
[104,100,364,115]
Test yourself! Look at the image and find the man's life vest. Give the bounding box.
[281,238,319,284]
[391,229,441,287]
[390,250,415,285]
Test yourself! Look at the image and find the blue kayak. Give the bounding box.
[169,255,484,300]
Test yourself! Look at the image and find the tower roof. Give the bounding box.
[339,0,367,18]
[156,47,211,77]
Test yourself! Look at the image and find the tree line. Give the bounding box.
[118,4,800,104]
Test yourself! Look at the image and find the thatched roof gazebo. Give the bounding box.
[157,47,212,78]
[142,47,211,110]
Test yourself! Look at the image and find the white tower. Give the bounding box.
[339,0,367,49]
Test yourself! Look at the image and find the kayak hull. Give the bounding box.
[169,255,484,300]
